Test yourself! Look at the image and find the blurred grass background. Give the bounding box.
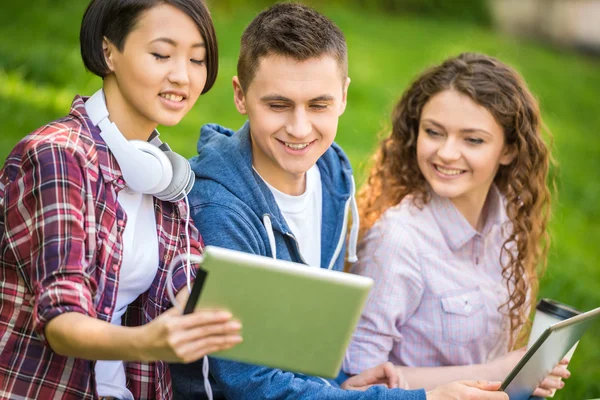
[1,0,598,397]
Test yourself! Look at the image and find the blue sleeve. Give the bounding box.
[211,357,427,400]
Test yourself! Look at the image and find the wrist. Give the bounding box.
[479,360,496,381]
[131,325,152,362]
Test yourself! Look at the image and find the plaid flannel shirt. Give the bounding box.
[0,95,201,399]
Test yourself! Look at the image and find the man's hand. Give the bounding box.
[341,362,409,391]
[426,380,508,400]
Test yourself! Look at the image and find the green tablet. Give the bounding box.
[184,245,373,378]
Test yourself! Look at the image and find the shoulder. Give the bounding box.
[189,176,253,213]
[362,196,445,257]
[373,196,435,235]
[188,179,266,252]
[318,141,352,174]
[7,116,98,175]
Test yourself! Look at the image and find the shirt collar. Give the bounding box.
[70,95,125,188]
[429,184,505,251]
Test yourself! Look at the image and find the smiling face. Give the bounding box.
[416,89,515,213]
[102,3,207,140]
[233,54,349,194]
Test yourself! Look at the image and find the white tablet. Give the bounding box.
[184,245,374,378]
[501,305,600,399]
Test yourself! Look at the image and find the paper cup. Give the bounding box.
[527,299,581,397]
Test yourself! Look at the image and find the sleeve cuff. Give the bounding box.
[33,279,96,346]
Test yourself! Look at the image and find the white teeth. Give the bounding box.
[161,93,184,102]
[435,165,464,176]
[284,142,309,150]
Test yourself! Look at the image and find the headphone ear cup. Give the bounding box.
[129,140,173,193]
[154,151,193,202]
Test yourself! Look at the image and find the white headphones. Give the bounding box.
[84,89,194,202]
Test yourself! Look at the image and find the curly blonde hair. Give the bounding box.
[358,53,554,347]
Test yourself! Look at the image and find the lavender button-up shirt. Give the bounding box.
[344,186,513,374]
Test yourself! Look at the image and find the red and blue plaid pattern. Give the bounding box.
[0,96,201,399]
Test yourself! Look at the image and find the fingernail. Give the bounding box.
[233,335,243,343]
[228,321,242,330]
[218,311,233,319]
[560,381,565,388]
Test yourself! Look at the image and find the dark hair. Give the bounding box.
[358,52,554,348]
[237,2,347,92]
[80,0,218,94]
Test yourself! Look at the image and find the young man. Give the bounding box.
[171,3,509,400]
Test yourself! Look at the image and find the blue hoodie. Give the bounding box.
[171,122,426,400]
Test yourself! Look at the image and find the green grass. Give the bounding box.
[1,1,599,397]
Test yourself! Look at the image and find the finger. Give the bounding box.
[461,380,503,391]
[185,320,242,341]
[559,357,570,365]
[537,376,563,390]
[532,387,554,397]
[549,366,570,379]
[174,320,243,344]
[182,339,242,364]
[173,309,234,330]
[382,362,399,389]
[177,334,243,362]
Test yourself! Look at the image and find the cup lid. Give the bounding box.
[537,298,580,320]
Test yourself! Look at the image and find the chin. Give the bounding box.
[157,116,184,127]
[283,164,312,177]
[429,184,465,200]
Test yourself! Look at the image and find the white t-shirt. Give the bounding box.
[259,165,323,267]
[95,189,159,400]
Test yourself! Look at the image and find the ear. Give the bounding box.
[103,37,115,73]
[500,143,517,165]
[232,76,248,115]
[338,77,351,116]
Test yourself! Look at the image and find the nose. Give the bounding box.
[437,136,461,162]
[168,57,190,86]
[285,108,312,139]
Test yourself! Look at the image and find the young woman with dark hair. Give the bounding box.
[0,1,241,399]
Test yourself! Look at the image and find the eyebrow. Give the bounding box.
[422,118,493,137]
[149,37,205,48]
[259,94,336,103]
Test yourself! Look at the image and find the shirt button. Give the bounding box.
[117,220,125,228]
[465,304,473,313]
[112,264,119,272]
[103,306,111,315]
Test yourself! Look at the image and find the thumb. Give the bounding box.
[159,305,181,318]
[461,380,503,391]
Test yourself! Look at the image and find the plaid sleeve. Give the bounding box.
[343,217,425,374]
[3,141,97,344]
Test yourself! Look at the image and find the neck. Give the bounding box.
[451,193,488,231]
[102,77,157,141]
[251,144,306,196]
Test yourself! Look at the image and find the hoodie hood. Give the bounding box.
[189,121,358,267]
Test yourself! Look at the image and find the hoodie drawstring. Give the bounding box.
[347,175,359,263]
[203,355,213,400]
[263,214,277,259]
